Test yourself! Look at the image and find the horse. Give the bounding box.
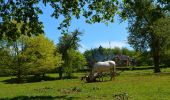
[93,61,116,80]
[82,61,116,82]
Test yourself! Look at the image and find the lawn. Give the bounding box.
[0,68,170,100]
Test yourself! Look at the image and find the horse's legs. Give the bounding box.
[110,73,113,81]
[81,76,84,81]
[99,72,103,82]
[101,74,103,82]
[110,71,115,81]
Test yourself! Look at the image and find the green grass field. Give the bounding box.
[0,68,170,100]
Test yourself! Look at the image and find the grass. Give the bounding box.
[0,68,170,100]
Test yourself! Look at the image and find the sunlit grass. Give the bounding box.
[0,68,170,100]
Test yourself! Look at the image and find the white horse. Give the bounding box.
[81,61,116,82]
[84,61,116,82]
[93,61,116,73]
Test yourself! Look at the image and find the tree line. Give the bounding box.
[0,33,170,82]
[0,29,87,82]
[84,46,170,68]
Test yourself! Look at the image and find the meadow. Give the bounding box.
[0,68,170,100]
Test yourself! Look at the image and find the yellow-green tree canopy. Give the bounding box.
[21,34,63,75]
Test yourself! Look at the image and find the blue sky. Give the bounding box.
[39,4,132,52]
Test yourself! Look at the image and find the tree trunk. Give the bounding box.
[42,73,45,79]
[152,36,161,73]
[153,51,161,73]
[17,69,21,83]
[66,72,72,79]
[58,67,63,79]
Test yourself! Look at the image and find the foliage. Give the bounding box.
[21,34,63,76]
[84,46,114,68]
[0,0,44,41]
[0,40,13,76]
[120,0,170,72]
[0,36,28,81]
[0,21,44,80]
[44,0,118,30]
[58,29,82,53]
[0,0,118,40]
[0,34,63,81]
[57,29,83,78]
[84,46,135,68]
[153,17,170,67]
[153,17,170,50]
[134,52,153,66]
[64,49,87,78]
[161,49,170,67]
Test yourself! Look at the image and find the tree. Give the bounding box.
[154,17,170,67]
[64,49,87,78]
[84,46,135,69]
[41,0,118,30]
[57,29,82,79]
[0,0,118,40]
[21,34,63,77]
[161,50,170,67]
[120,0,170,73]
[84,49,95,69]
[134,51,153,66]
[0,34,63,82]
[0,39,13,76]
[0,36,27,82]
[113,47,122,55]
[0,21,42,82]
[0,0,43,41]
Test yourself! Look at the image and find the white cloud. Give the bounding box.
[78,41,132,53]
[95,41,127,48]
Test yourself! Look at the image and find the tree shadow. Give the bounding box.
[1,76,56,84]
[154,72,170,76]
[1,75,79,84]
[0,95,80,100]
[56,76,79,80]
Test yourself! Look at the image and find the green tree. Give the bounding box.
[134,51,153,66]
[154,17,170,67]
[122,47,129,55]
[0,34,63,82]
[0,36,26,82]
[161,50,170,67]
[0,21,37,82]
[0,39,13,76]
[84,49,95,69]
[0,0,118,40]
[84,47,135,69]
[0,0,43,41]
[0,21,40,82]
[21,34,63,77]
[57,29,82,79]
[64,49,87,78]
[120,0,170,73]
[113,47,122,55]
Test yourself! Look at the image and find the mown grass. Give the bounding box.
[0,68,170,100]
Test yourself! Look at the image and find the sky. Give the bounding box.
[39,3,133,53]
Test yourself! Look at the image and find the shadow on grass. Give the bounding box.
[1,75,79,84]
[0,95,80,100]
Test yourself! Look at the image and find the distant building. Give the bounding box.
[114,54,134,67]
